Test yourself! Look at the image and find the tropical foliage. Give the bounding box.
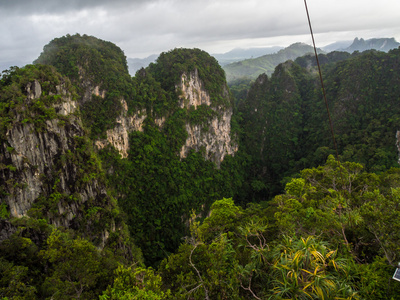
[34,34,136,139]
[237,47,400,202]
[1,34,400,299]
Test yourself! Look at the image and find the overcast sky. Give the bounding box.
[1,0,399,70]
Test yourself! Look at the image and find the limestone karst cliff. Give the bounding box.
[34,33,134,143]
[1,36,240,265]
[145,47,238,166]
[177,69,238,164]
[35,35,238,165]
[0,65,126,247]
[94,99,147,158]
[95,67,238,164]
[2,77,81,219]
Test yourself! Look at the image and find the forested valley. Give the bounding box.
[1,34,400,299]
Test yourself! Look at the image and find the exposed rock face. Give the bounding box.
[94,99,167,158]
[180,109,238,165]
[95,69,238,164]
[0,79,109,235]
[26,79,42,100]
[178,69,211,109]
[5,121,73,218]
[95,99,147,158]
[178,70,238,166]
[2,81,77,219]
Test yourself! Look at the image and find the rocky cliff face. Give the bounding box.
[0,68,118,246]
[1,80,81,219]
[178,69,212,109]
[95,69,237,164]
[94,98,168,158]
[178,70,238,166]
[34,36,237,166]
[95,99,147,158]
[78,65,107,104]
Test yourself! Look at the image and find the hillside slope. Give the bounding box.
[223,42,324,82]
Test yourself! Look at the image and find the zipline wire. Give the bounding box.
[303,0,343,176]
[303,1,350,246]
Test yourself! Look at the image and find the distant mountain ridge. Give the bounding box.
[119,37,400,77]
[127,54,158,75]
[344,37,400,53]
[126,47,284,75]
[223,42,323,82]
[212,46,284,66]
[321,40,353,52]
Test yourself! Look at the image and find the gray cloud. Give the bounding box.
[1,0,400,71]
[0,0,152,14]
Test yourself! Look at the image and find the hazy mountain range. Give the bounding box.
[223,42,323,82]
[126,37,399,76]
[212,46,284,66]
[344,37,399,52]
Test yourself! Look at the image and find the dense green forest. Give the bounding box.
[237,48,400,202]
[1,34,400,299]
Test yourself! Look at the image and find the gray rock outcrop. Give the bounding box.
[0,79,112,242]
[178,70,238,166]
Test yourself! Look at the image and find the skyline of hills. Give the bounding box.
[1,37,399,78]
[222,42,323,82]
[126,37,400,76]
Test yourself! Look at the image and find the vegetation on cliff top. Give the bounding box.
[34,34,135,139]
[0,64,75,141]
[148,48,231,107]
